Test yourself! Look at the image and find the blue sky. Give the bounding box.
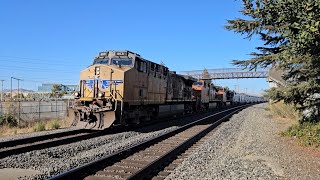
[0,0,268,94]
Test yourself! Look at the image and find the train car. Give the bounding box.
[215,86,234,106]
[234,93,264,104]
[68,50,264,130]
[69,50,196,130]
[192,80,220,110]
[161,71,195,117]
[232,92,241,104]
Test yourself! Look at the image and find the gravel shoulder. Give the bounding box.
[166,103,320,180]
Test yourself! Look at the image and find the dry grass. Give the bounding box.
[269,101,320,148]
[268,101,299,121]
[0,118,71,137]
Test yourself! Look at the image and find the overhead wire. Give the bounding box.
[0,55,92,64]
[0,66,82,73]
[0,55,91,89]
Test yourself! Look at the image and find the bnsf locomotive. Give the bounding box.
[68,50,262,130]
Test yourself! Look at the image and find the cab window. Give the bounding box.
[111,58,133,66]
[136,59,147,72]
[150,63,155,71]
[193,82,203,86]
[93,58,109,65]
[163,67,168,76]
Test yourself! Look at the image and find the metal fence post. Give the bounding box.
[62,99,64,117]
[67,98,69,117]
[56,98,58,119]
[38,100,41,121]
[0,101,2,116]
[18,100,20,126]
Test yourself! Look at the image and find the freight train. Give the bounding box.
[68,50,264,130]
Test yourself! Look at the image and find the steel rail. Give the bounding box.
[0,130,107,159]
[0,105,235,159]
[0,129,87,149]
[129,106,246,179]
[48,104,251,180]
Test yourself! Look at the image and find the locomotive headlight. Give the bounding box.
[95,66,100,75]
[98,92,105,98]
[74,92,80,98]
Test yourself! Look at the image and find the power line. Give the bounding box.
[0,55,78,63]
[0,76,78,87]
[0,58,89,67]
[0,75,77,81]
[0,65,83,73]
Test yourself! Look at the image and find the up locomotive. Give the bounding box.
[68,50,260,130]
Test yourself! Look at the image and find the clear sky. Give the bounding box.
[0,0,268,94]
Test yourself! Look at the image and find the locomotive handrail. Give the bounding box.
[109,92,118,112]
[109,83,124,116]
[115,90,124,115]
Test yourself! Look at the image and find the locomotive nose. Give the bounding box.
[69,65,125,130]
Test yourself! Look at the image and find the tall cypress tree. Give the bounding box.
[226,0,320,122]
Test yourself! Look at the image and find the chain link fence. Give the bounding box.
[0,99,74,125]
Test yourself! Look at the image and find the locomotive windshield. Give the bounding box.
[193,82,203,86]
[112,58,133,66]
[93,58,109,65]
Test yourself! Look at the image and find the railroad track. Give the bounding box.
[0,129,106,159]
[0,105,233,159]
[48,104,249,180]
[0,106,232,159]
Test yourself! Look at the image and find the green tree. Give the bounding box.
[226,0,320,122]
[51,84,63,98]
[13,93,25,99]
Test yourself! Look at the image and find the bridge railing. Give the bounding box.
[179,68,270,80]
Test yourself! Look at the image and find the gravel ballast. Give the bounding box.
[0,126,179,179]
[166,103,320,180]
[0,109,224,179]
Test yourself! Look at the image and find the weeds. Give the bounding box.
[282,122,320,147]
[0,118,67,137]
[270,101,320,147]
[0,114,18,128]
[269,101,298,120]
[50,120,60,129]
[33,121,46,132]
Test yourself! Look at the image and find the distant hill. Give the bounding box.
[2,89,35,93]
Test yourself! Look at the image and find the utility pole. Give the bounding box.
[11,77,23,99]
[11,77,23,126]
[10,77,12,99]
[0,80,4,102]
[18,79,20,99]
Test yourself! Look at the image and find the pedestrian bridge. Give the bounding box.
[180,68,285,87]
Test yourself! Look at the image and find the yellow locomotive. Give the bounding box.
[68,50,249,130]
[69,50,197,130]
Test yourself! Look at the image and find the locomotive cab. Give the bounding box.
[69,51,137,130]
[69,50,169,130]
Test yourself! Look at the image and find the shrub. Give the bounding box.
[6,114,18,128]
[0,115,5,125]
[269,101,298,120]
[270,101,320,147]
[282,122,320,147]
[33,121,46,132]
[50,120,60,129]
[0,114,18,128]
